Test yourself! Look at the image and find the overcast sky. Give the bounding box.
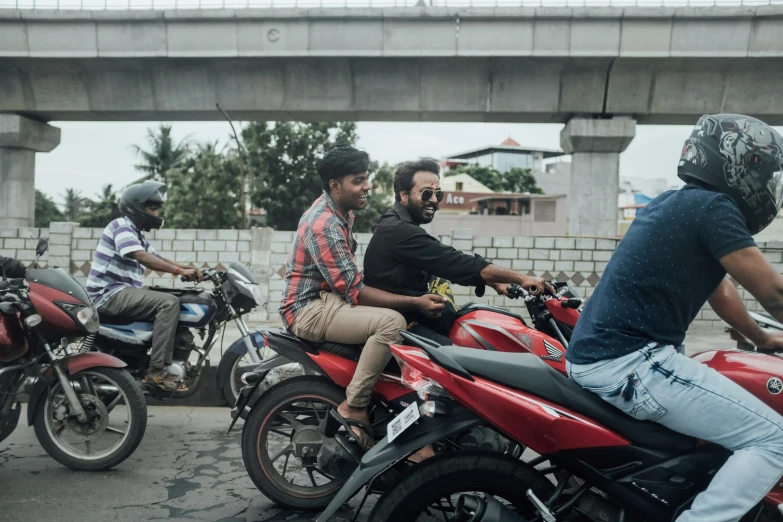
[36,120,708,207]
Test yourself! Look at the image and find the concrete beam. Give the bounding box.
[3,7,783,60]
[0,115,61,228]
[0,115,61,152]
[3,57,783,124]
[560,117,636,154]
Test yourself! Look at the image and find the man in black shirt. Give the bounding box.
[364,159,550,344]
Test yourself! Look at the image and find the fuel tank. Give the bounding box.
[449,308,568,374]
[692,350,783,416]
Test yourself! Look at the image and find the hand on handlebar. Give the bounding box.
[754,331,783,354]
[179,267,203,282]
[519,275,556,296]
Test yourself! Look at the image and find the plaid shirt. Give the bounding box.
[279,193,365,328]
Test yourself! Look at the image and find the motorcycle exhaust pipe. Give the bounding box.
[455,495,527,522]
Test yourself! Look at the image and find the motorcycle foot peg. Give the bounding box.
[526,489,557,522]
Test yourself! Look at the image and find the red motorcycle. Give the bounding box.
[315,327,783,522]
[0,237,147,470]
[229,282,582,510]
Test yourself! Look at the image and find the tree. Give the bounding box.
[372,162,395,194]
[62,188,85,222]
[502,168,543,194]
[131,124,191,185]
[445,164,542,194]
[245,122,358,231]
[34,190,64,228]
[445,165,503,192]
[165,143,243,230]
[79,184,123,228]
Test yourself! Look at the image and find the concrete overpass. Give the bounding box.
[2,6,783,234]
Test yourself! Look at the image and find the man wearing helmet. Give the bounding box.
[86,180,202,392]
[566,114,783,521]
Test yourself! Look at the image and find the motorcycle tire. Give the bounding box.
[369,451,554,522]
[218,349,247,407]
[33,367,148,471]
[241,375,347,511]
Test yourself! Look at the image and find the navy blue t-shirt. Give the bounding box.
[567,185,757,364]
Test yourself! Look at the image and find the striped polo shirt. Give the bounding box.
[86,217,160,307]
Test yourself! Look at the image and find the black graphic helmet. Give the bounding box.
[119,180,167,231]
[678,114,783,234]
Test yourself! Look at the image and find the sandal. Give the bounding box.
[329,409,375,451]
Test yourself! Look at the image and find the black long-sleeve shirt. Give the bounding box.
[363,203,489,298]
[0,256,26,279]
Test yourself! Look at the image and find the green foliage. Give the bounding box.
[62,188,86,222]
[165,143,243,230]
[445,165,543,194]
[244,122,358,231]
[131,124,191,185]
[79,184,123,228]
[34,190,64,228]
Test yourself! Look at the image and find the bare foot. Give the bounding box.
[337,401,374,448]
[407,444,436,463]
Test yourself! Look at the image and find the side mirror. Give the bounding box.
[36,236,49,257]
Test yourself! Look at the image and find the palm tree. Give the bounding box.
[62,188,84,222]
[130,124,192,186]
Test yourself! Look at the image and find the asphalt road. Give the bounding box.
[0,405,369,522]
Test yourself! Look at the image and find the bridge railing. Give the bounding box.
[2,0,782,9]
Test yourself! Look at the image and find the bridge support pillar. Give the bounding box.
[561,117,636,238]
[0,115,61,228]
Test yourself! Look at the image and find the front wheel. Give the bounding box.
[33,367,147,471]
[369,451,553,522]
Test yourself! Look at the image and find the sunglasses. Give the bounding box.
[416,189,445,202]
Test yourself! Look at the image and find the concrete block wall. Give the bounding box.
[2,223,777,332]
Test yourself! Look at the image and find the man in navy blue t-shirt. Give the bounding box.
[567,114,783,522]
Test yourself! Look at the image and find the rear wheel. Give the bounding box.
[369,451,553,522]
[241,376,349,510]
[34,367,147,471]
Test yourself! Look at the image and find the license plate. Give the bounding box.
[387,402,420,443]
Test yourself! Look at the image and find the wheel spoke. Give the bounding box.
[105,426,126,436]
[311,466,335,481]
[270,444,293,463]
[104,393,123,414]
[282,453,291,482]
[85,440,92,455]
[269,428,293,438]
[55,423,66,436]
[277,412,306,430]
[305,466,318,487]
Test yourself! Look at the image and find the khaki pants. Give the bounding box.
[290,292,406,407]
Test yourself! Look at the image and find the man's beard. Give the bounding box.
[405,201,438,224]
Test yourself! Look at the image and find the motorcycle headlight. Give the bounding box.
[237,280,264,307]
[77,306,99,334]
[57,302,99,334]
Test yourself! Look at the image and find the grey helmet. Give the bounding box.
[119,180,167,231]
[678,114,783,234]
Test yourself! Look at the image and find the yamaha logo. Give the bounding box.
[767,378,783,395]
[540,340,563,362]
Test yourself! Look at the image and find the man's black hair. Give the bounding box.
[318,146,370,192]
[393,159,441,202]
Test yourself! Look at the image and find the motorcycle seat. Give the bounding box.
[439,347,696,453]
[297,339,401,374]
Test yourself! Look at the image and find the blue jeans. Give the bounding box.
[567,344,783,522]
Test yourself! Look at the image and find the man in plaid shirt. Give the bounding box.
[280,146,445,447]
